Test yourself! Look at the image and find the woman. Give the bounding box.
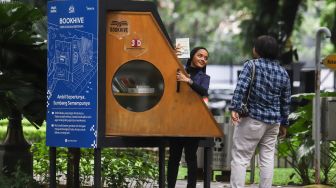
[167,46,210,188]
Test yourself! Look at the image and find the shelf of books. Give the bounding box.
[113,93,158,97]
[110,60,164,112]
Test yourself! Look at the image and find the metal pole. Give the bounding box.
[158,145,165,188]
[49,147,56,188]
[314,27,331,184]
[94,148,102,188]
[203,146,212,188]
[73,148,80,188]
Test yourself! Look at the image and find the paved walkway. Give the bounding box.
[173,180,332,188]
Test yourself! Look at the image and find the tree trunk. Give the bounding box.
[0,108,33,176]
[280,0,302,39]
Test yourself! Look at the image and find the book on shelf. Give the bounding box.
[127,87,155,94]
[112,84,120,92]
[112,77,128,92]
[113,77,155,94]
[120,76,136,88]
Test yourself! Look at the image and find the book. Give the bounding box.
[127,87,155,94]
[112,84,120,92]
[120,76,136,88]
[175,38,190,59]
[113,77,127,92]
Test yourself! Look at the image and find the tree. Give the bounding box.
[0,1,47,175]
[0,1,46,128]
[154,0,250,64]
[321,0,336,47]
[240,0,336,63]
[153,0,335,65]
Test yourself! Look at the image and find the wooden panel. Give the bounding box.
[105,11,223,137]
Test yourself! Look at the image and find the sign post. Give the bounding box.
[314,27,331,184]
[46,0,98,148]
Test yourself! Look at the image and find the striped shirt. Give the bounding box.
[229,58,291,126]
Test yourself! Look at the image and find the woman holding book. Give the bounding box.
[167,46,210,188]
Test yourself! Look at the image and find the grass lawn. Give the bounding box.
[0,119,46,142]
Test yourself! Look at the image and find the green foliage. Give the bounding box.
[178,167,306,185]
[320,1,336,27]
[320,0,335,48]
[101,148,159,188]
[154,0,250,64]
[277,92,336,185]
[31,141,49,184]
[0,119,46,143]
[31,141,66,185]
[245,168,303,186]
[0,165,41,188]
[154,0,334,65]
[0,122,159,187]
[79,148,94,185]
[0,2,47,128]
[30,138,159,187]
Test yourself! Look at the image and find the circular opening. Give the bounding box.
[112,60,164,112]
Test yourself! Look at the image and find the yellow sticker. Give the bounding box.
[323,54,336,70]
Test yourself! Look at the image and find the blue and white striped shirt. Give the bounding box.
[229,58,291,126]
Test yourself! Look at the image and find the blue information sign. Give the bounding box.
[46,0,98,148]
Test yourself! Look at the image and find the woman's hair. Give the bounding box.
[186,46,209,73]
[254,35,279,60]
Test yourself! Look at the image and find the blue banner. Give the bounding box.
[46,0,98,148]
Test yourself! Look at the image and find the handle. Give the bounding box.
[176,68,180,93]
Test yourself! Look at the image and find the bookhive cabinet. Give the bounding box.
[46,0,223,148]
[105,11,222,137]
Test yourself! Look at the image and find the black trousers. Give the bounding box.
[167,138,199,188]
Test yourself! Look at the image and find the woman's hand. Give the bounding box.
[177,70,192,84]
[231,111,240,126]
[175,43,182,56]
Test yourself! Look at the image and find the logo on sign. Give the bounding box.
[110,21,128,33]
[124,32,147,57]
[69,5,75,13]
[50,6,57,13]
[131,39,142,47]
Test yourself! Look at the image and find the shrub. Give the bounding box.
[277,92,336,185]
[0,165,41,188]
[1,121,159,187]
[31,138,159,187]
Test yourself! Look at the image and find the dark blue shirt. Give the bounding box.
[186,67,210,97]
[229,58,291,126]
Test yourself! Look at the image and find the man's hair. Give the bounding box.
[254,35,279,60]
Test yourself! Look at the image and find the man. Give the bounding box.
[229,35,291,188]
